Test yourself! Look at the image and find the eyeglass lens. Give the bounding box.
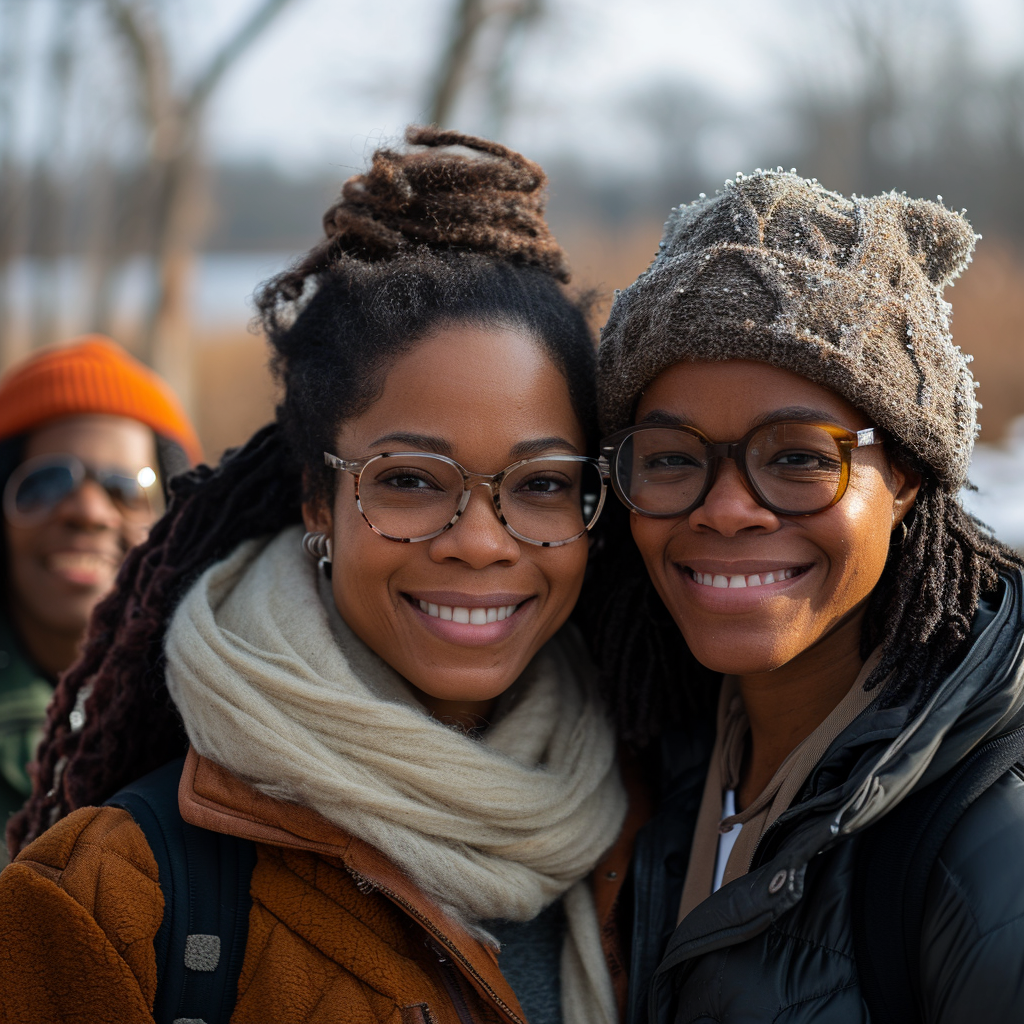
[616,423,846,516]
[10,457,153,523]
[358,454,604,543]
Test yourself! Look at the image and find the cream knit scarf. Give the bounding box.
[164,526,627,1024]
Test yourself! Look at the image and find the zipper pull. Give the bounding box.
[347,868,377,895]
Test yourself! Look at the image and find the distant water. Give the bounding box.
[964,418,1024,551]
[3,252,299,331]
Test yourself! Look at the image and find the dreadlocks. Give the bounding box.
[862,480,1022,709]
[8,126,597,855]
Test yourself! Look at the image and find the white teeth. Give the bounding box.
[49,552,114,572]
[417,601,520,624]
[691,568,802,589]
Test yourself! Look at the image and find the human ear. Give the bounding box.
[888,460,922,528]
[300,471,334,537]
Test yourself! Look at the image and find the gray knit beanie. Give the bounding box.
[597,170,979,490]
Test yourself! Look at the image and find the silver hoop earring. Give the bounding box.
[302,531,333,563]
[892,520,908,546]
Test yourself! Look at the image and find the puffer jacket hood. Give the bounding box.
[631,569,1024,1024]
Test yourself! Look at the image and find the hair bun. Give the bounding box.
[320,126,570,282]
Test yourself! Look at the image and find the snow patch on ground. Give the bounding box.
[964,417,1024,551]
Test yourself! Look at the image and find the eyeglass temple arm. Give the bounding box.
[853,429,881,448]
[323,452,364,476]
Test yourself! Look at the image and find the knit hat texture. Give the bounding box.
[0,335,202,463]
[598,170,979,489]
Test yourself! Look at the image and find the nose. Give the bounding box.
[687,458,779,536]
[53,478,124,532]
[427,483,521,568]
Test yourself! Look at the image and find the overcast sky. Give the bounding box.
[191,0,1024,175]
[7,0,1024,179]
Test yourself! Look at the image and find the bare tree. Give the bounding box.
[784,0,968,195]
[29,0,79,351]
[102,0,296,398]
[483,0,542,137]
[0,0,30,367]
[428,0,545,132]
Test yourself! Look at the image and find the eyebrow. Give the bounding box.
[508,436,581,459]
[751,407,846,428]
[638,407,845,430]
[367,432,454,455]
[366,433,581,459]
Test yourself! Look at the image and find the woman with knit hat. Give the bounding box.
[0,130,632,1024]
[593,172,1024,1021]
[0,337,200,858]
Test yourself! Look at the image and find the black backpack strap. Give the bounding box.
[853,724,1024,1024]
[106,756,257,1024]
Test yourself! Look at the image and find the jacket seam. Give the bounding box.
[934,875,1024,942]
[972,908,1024,941]
[765,921,855,963]
[233,905,278,1001]
[769,980,858,1023]
[19,841,159,896]
[933,857,983,938]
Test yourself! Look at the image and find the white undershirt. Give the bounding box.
[713,789,743,893]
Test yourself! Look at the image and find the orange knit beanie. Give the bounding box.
[0,336,202,463]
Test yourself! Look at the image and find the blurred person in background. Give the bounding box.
[0,336,201,860]
[593,173,1024,1022]
[0,131,635,1024]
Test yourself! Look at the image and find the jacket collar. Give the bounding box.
[177,747,528,1022]
[178,746,649,1024]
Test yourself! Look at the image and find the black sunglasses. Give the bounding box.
[3,453,163,526]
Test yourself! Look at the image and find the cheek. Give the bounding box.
[542,542,589,602]
[820,485,898,601]
[5,524,46,581]
[331,513,402,608]
[4,523,29,558]
[629,516,675,579]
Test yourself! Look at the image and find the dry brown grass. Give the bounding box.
[192,329,278,462]
[189,230,1024,459]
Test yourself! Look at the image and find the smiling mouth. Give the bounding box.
[409,597,524,624]
[688,566,810,589]
[47,551,119,576]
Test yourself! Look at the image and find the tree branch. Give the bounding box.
[102,0,168,133]
[428,0,488,126]
[185,0,297,121]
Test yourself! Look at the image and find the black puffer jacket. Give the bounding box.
[626,570,1024,1023]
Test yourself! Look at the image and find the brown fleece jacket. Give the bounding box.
[0,750,646,1024]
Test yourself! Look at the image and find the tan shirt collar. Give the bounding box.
[678,650,882,923]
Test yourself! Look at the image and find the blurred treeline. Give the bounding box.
[2,0,1024,459]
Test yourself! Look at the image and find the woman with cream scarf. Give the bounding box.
[0,129,630,1024]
